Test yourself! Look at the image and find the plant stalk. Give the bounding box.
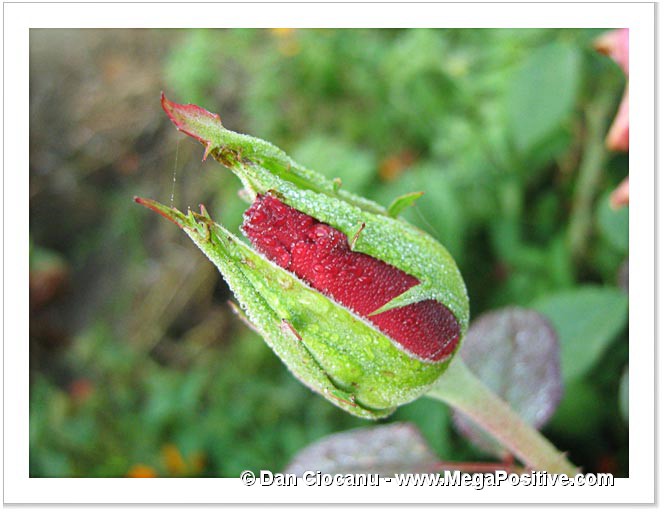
[427,358,579,476]
[567,88,615,261]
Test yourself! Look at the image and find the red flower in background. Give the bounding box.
[595,28,629,76]
[594,28,629,209]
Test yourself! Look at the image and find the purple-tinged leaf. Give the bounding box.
[284,423,442,476]
[453,307,562,458]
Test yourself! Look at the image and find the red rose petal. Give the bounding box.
[242,194,460,361]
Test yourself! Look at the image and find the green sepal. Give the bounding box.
[387,191,425,218]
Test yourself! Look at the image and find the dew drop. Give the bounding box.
[357,275,372,285]
[277,275,292,290]
[299,292,330,315]
[311,224,330,239]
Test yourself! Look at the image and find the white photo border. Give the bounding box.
[5,1,655,504]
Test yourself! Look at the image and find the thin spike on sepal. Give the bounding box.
[387,191,425,218]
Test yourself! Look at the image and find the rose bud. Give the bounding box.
[136,95,469,419]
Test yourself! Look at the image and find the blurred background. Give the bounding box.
[30,28,628,477]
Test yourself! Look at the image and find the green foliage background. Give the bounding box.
[29,28,628,477]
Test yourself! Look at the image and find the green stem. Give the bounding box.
[427,358,578,476]
[567,89,614,261]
